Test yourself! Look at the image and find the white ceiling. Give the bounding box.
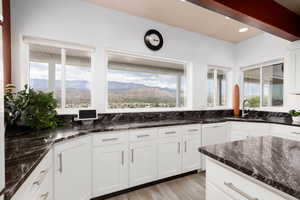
[85,0,262,43]
[274,0,300,15]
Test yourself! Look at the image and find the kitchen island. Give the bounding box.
[199,136,300,200]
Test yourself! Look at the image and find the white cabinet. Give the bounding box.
[129,141,157,187]
[202,123,228,145]
[206,158,288,200]
[270,124,300,141]
[206,181,233,200]
[157,125,202,177]
[157,135,182,178]
[202,123,228,169]
[229,122,270,141]
[54,136,91,200]
[11,150,53,200]
[92,131,129,197]
[287,42,300,94]
[92,144,128,197]
[182,133,201,172]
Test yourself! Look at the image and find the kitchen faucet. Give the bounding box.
[242,98,249,118]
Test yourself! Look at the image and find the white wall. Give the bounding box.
[235,33,290,68]
[10,0,236,113]
[235,33,300,111]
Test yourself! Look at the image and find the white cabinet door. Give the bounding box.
[129,141,157,187]
[54,137,92,200]
[202,123,228,145]
[202,123,228,169]
[157,136,182,179]
[290,48,300,94]
[182,134,201,172]
[92,144,128,197]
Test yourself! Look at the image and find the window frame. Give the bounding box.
[104,49,193,113]
[23,36,96,114]
[241,59,284,110]
[207,66,230,109]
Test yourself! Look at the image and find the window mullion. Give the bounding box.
[213,69,218,107]
[61,49,66,111]
[260,66,263,108]
[176,75,181,107]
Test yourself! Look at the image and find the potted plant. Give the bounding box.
[5,84,61,131]
[289,110,300,122]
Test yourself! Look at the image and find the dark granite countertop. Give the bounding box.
[199,136,300,199]
[4,115,300,199]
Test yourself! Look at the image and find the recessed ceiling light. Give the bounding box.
[181,0,186,2]
[239,27,249,33]
[225,16,230,20]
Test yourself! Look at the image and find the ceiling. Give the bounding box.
[85,0,262,43]
[274,0,300,15]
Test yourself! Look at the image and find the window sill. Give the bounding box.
[205,106,232,110]
[56,108,94,115]
[104,107,194,114]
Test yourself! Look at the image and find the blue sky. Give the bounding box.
[30,62,91,81]
[31,62,185,90]
[108,69,179,89]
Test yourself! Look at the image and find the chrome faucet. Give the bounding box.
[242,99,249,118]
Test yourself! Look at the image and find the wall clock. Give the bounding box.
[144,29,163,51]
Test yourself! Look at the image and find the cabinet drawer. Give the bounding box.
[206,159,287,200]
[33,170,52,200]
[182,124,201,135]
[206,181,233,200]
[12,150,53,200]
[93,131,128,146]
[271,125,300,141]
[158,127,181,138]
[231,122,269,132]
[130,128,158,142]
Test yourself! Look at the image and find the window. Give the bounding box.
[29,43,92,110]
[107,54,187,109]
[207,67,228,107]
[242,62,283,108]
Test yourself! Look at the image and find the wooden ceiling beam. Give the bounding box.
[187,0,300,41]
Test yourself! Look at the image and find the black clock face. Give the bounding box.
[144,29,163,51]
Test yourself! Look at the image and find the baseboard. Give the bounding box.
[91,170,199,200]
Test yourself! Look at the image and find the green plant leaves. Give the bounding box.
[289,109,300,117]
[4,84,61,130]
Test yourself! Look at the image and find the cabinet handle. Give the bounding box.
[33,170,48,186]
[212,126,221,128]
[40,192,49,200]
[188,129,198,132]
[165,131,176,135]
[121,151,124,165]
[184,141,187,152]
[137,134,150,138]
[131,149,134,163]
[224,182,258,200]
[177,142,181,154]
[291,132,300,135]
[58,153,63,173]
[102,138,118,142]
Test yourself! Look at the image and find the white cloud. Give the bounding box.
[108,70,178,89]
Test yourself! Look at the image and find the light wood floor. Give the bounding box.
[106,173,206,200]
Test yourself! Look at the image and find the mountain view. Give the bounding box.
[108,81,178,109]
[30,79,181,109]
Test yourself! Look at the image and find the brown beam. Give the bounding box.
[187,0,300,42]
[2,0,11,85]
